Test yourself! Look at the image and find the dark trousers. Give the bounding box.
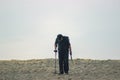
[58,50,69,74]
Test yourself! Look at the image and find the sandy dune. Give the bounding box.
[0,59,120,80]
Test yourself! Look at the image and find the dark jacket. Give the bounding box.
[55,36,70,51]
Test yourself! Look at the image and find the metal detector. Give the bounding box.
[54,50,57,74]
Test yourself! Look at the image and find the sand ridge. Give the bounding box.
[0,59,120,80]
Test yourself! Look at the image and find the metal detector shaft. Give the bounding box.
[54,51,57,74]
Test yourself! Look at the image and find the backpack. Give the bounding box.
[63,36,70,49]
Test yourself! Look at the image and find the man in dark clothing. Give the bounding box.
[54,34,72,74]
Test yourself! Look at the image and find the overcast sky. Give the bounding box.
[0,0,120,60]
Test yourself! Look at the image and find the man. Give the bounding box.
[54,34,72,74]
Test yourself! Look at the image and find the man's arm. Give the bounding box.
[69,44,72,55]
[69,44,73,60]
[54,38,58,52]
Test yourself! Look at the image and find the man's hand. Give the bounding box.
[54,50,57,52]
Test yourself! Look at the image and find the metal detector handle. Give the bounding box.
[54,50,57,53]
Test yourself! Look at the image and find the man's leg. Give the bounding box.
[58,51,64,74]
[64,51,69,74]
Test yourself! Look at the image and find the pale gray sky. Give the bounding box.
[0,0,120,60]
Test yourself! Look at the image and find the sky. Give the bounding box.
[0,0,120,60]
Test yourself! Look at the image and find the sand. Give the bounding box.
[0,59,120,80]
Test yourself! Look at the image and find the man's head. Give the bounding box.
[57,34,63,41]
